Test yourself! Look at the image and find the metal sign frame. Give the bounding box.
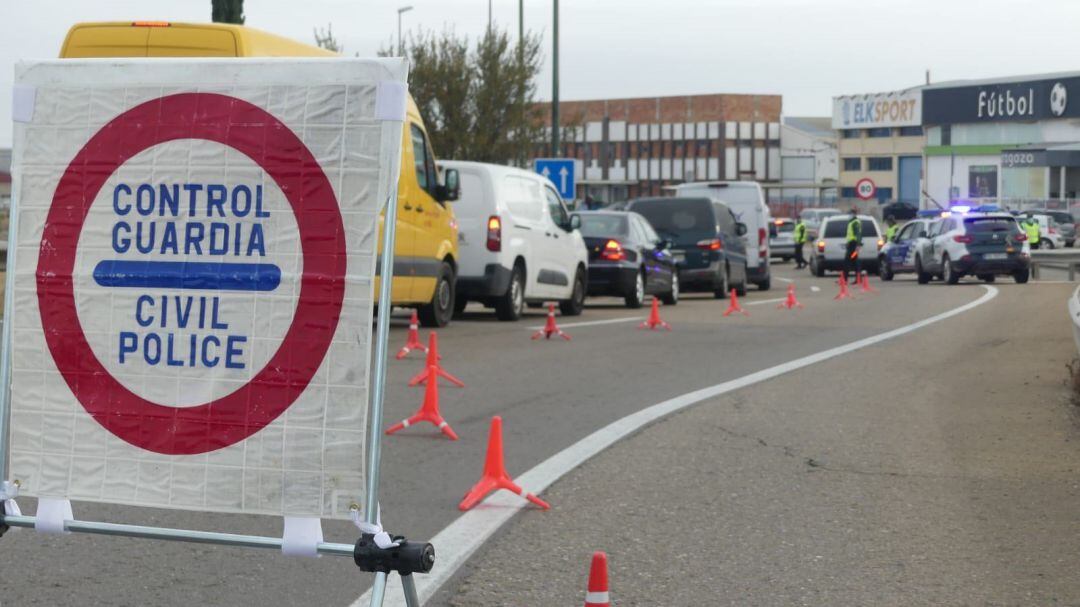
[0,60,416,607]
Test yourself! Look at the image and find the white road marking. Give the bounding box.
[355,285,999,607]
[746,297,788,306]
[775,276,793,283]
[810,286,822,292]
[526,316,644,330]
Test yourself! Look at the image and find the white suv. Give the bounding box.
[913,211,1030,284]
[444,161,589,321]
[808,214,884,276]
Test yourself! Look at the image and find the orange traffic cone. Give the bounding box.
[777,283,804,309]
[458,416,550,511]
[722,288,749,317]
[386,366,459,440]
[408,332,465,388]
[395,310,428,360]
[532,303,571,341]
[584,551,611,607]
[834,273,853,300]
[637,296,672,331]
[858,271,878,294]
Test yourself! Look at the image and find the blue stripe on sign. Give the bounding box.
[93,260,282,292]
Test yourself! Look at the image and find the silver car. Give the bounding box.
[769,218,796,261]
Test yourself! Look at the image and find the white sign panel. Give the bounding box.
[7,58,407,519]
[832,90,922,129]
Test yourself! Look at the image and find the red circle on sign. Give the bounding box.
[37,93,346,455]
[855,177,877,201]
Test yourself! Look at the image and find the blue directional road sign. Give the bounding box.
[534,158,576,200]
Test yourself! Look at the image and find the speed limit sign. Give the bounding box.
[855,178,877,200]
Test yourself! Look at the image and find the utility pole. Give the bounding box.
[551,0,560,157]
[518,0,524,61]
[397,5,413,57]
[488,0,493,30]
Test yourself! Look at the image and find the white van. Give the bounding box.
[672,181,772,290]
[445,161,589,321]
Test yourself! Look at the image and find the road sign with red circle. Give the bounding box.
[8,59,406,518]
[855,178,877,200]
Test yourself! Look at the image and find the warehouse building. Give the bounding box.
[833,88,925,206]
[534,93,782,204]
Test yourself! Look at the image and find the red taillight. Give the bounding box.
[696,238,722,251]
[486,215,502,252]
[1049,227,1058,234]
[1015,233,1027,242]
[953,235,973,244]
[601,239,625,261]
[758,228,768,258]
[816,240,825,252]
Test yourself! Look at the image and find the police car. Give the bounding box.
[878,218,935,281]
[912,208,1030,285]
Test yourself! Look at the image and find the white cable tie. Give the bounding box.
[1,480,21,518]
[34,498,72,535]
[350,503,399,549]
[281,516,324,558]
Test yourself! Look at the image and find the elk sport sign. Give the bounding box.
[7,59,407,519]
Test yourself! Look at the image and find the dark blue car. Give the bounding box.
[573,211,679,308]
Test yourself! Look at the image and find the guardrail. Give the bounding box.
[1030,250,1080,281]
[1069,285,1080,356]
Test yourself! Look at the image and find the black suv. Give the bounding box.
[627,197,749,298]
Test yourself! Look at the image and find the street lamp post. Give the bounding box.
[551,0,559,157]
[397,5,413,57]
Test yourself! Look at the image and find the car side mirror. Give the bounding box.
[736,222,748,237]
[569,214,582,231]
[656,239,671,251]
[437,168,460,203]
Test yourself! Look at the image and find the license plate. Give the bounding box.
[984,253,1007,260]
[673,253,686,264]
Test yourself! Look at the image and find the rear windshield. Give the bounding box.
[965,217,1020,233]
[822,219,878,238]
[576,214,628,237]
[629,199,714,237]
[776,223,794,233]
[1045,211,1073,224]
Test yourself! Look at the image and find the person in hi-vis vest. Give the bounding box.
[793,217,808,269]
[845,207,862,282]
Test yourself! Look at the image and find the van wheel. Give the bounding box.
[560,268,586,316]
[756,274,770,291]
[713,266,729,299]
[812,257,825,277]
[1014,268,1030,284]
[418,262,455,328]
[624,269,646,309]
[495,265,526,321]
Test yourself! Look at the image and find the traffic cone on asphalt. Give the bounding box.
[722,288,749,317]
[777,283,804,310]
[458,416,550,511]
[834,273,853,300]
[532,303,571,341]
[395,310,428,360]
[408,332,465,388]
[583,551,611,607]
[637,297,672,331]
[858,271,878,294]
[385,367,459,440]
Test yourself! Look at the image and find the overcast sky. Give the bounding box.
[4,0,1080,147]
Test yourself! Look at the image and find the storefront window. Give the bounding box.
[1001,166,1047,199]
[968,165,998,198]
[867,128,892,138]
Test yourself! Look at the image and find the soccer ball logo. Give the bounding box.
[1050,82,1068,117]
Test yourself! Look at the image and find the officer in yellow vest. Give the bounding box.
[845,207,862,282]
[793,217,808,269]
[884,215,899,242]
[1023,216,1041,249]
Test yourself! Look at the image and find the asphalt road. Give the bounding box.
[1,261,1075,606]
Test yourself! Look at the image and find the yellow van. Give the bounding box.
[60,21,462,326]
